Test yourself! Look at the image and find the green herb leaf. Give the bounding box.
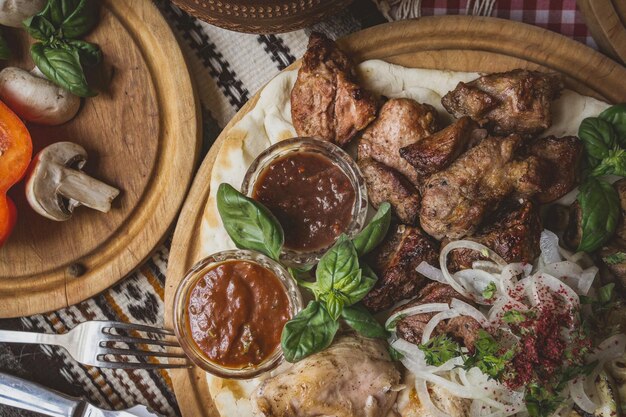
[589,148,626,177]
[576,177,620,252]
[216,183,284,261]
[281,301,339,362]
[66,39,101,66]
[324,291,346,321]
[579,117,617,168]
[482,282,497,300]
[600,104,626,143]
[341,304,388,339]
[352,202,391,257]
[502,310,527,324]
[31,43,95,97]
[463,330,513,380]
[388,346,403,361]
[316,235,359,294]
[341,266,376,305]
[604,252,626,265]
[0,35,9,60]
[386,313,406,332]
[599,283,616,305]
[47,0,98,39]
[419,334,462,366]
[23,14,56,41]
[525,384,563,417]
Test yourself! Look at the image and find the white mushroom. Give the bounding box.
[0,0,45,27]
[0,67,81,126]
[25,142,120,221]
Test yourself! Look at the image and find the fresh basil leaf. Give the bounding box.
[49,0,98,39]
[216,183,284,261]
[316,235,359,294]
[342,270,376,306]
[281,301,339,362]
[577,177,620,253]
[589,148,626,177]
[600,104,626,144]
[0,35,8,60]
[352,202,391,257]
[23,15,56,41]
[31,43,95,97]
[578,117,617,167]
[324,292,345,321]
[66,39,100,66]
[341,304,388,339]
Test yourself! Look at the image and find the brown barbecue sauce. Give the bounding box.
[186,260,290,368]
[252,152,355,251]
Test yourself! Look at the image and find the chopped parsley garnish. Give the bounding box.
[603,251,626,265]
[525,383,562,417]
[482,282,497,300]
[502,310,527,324]
[418,334,462,366]
[463,330,515,380]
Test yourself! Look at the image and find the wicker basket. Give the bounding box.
[171,0,354,33]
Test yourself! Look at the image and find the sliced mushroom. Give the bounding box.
[25,142,120,221]
[0,67,80,126]
[0,0,45,27]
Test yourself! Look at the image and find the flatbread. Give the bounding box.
[196,60,610,416]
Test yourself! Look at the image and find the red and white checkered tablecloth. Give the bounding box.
[420,0,596,47]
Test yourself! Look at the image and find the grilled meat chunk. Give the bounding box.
[441,69,563,136]
[527,135,583,203]
[395,283,481,350]
[358,98,438,185]
[419,134,545,240]
[252,335,400,417]
[400,117,481,176]
[362,225,439,312]
[291,32,377,146]
[446,199,542,271]
[359,158,421,225]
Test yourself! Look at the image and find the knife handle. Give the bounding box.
[0,372,78,417]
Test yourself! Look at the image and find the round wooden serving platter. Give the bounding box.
[164,16,626,417]
[0,0,200,318]
[579,0,626,65]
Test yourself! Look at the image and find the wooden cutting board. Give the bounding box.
[0,0,200,318]
[579,0,626,65]
[163,16,626,417]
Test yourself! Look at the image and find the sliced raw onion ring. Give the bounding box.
[422,310,461,344]
[416,261,446,284]
[385,303,450,331]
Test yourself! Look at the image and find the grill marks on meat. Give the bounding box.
[358,98,438,185]
[400,117,481,176]
[395,283,481,350]
[291,33,377,146]
[446,199,542,271]
[526,135,583,203]
[359,159,421,225]
[419,134,545,240]
[362,225,439,312]
[441,70,563,136]
[252,335,400,417]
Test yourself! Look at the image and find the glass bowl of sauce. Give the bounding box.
[241,137,368,265]
[173,250,303,379]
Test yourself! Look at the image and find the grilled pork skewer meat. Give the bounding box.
[291,32,377,147]
[442,69,563,136]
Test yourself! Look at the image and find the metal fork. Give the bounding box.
[0,321,190,370]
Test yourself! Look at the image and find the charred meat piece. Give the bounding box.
[291,32,377,147]
[395,283,481,350]
[252,335,400,417]
[362,225,439,312]
[400,117,481,176]
[446,199,542,271]
[527,135,583,203]
[359,158,421,225]
[419,134,546,240]
[441,70,563,136]
[358,98,438,185]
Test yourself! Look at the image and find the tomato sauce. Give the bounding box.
[186,260,290,368]
[253,152,355,251]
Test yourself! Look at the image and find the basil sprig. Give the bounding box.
[576,104,626,252]
[23,0,101,97]
[216,183,284,261]
[281,301,339,363]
